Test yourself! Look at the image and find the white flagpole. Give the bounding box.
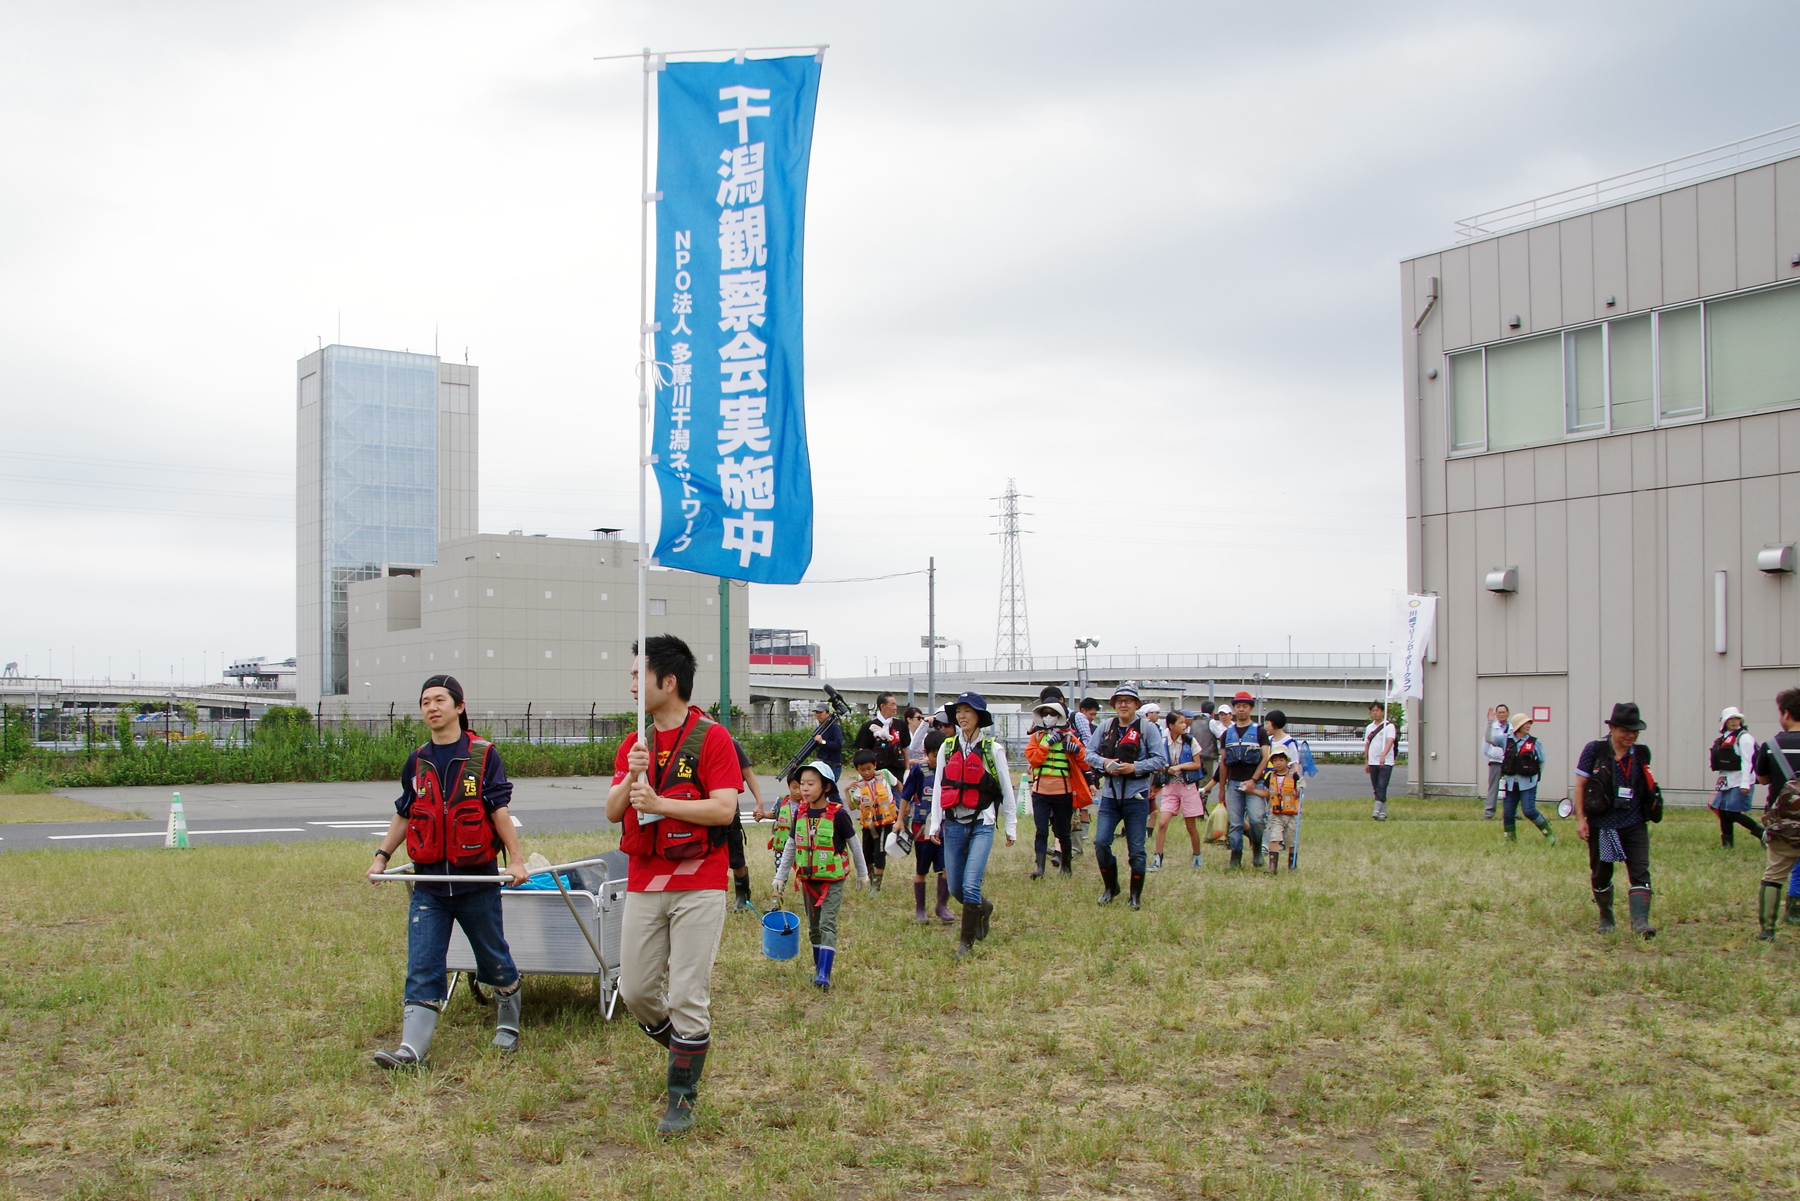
[635,48,656,784]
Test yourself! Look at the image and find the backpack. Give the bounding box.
[1764,739,1800,841]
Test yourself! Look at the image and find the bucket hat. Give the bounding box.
[1110,682,1141,703]
[1033,700,1067,720]
[948,691,993,728]
[1231,691,1255,706]
[1605,701,1647,732]
[1509,711,1533,732]
[1721,706,1747,729]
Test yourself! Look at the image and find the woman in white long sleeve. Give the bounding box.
[1709,707,1762,849]
[925,692,1017,958]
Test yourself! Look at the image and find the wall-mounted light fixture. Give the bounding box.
[1605,295,1617,307]
[1507,314,1522,329]
[1758,543,1797,573]
[1715,569,1729,654]
[1425,368,1439,379]
[1484,566,1518,593]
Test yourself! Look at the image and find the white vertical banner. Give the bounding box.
[1390,594,1436,700]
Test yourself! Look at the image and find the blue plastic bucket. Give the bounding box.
[761,909,800,960]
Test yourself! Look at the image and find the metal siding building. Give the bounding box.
[1403,149,1800,803]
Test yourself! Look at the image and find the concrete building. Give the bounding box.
[296,345,478,708]
[1402,129,1800,802]
[341,533,750,717]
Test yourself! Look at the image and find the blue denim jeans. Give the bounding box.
[1501,783,1543,829]
[1224,780,1267,856]
[940,819,995,905]
[404,886,519,1007]
[1094,793,1150,876]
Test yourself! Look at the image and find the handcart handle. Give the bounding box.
[368,854,616,884]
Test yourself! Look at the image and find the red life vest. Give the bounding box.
[940,737,1001,812]
[618,710,729,862]
[405,737,498,867]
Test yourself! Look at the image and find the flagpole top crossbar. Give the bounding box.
[593,44,828,63]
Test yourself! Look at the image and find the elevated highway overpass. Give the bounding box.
[748,652,1392,730]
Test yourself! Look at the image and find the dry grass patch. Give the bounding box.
[0,795,138,824]
[1,803,1797,1199]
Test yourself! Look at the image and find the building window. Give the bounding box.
[1608,315,1654,429]
[1446,281,1800,455]
[544,651,553,659]
[544,591,553,599]
[1708,284,1800,416]
[487,649,494,657]
[1486,334,1561,451]
[1658,305,1704,419]
[1565,325,1605,433]
[486,589,494,597]
[1449,350,1486,452]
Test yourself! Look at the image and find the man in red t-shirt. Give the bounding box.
[607,635,739,1136]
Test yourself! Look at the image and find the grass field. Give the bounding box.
[2,800,1796,1200]
[0,795,139,824]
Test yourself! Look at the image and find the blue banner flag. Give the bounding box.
[650,56,820,583]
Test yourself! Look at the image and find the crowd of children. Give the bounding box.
[747,683,1316,978]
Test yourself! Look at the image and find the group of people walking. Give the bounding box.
[359,642,1800,1140]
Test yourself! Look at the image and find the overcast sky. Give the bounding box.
[4,0,1798,684]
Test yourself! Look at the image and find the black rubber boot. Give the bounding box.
[657,1034,708,1136]
[1759,881,1782,941]
[955,902,980,958]
[1127,872,1143,910]
[1593,886,1616,934]
[639,1018,673,1048]
[869,869,882,897]
[975,899,993,941]
[912,880,928,923]
[732,875,755,913]
[1251,844,1264,869]
[1032,849,1046,880]
[1228,850,1242,871]
[1628,887,1657,939]
[1096,862,1119,905]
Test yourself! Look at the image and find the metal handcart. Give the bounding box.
[371,850,630,1020]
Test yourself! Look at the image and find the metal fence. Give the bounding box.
[19,707,815,750]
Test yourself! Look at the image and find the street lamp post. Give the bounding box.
[1074,638,1098,704]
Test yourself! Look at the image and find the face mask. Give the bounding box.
[1039,713,1066,728]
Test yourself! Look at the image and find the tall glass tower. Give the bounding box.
[296,345,478,704]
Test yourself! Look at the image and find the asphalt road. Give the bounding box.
[0,775,783,854]
[2,764,1410,854]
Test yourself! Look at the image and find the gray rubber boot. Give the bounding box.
[493,983,521,1052]
[373,1003,439,1069]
